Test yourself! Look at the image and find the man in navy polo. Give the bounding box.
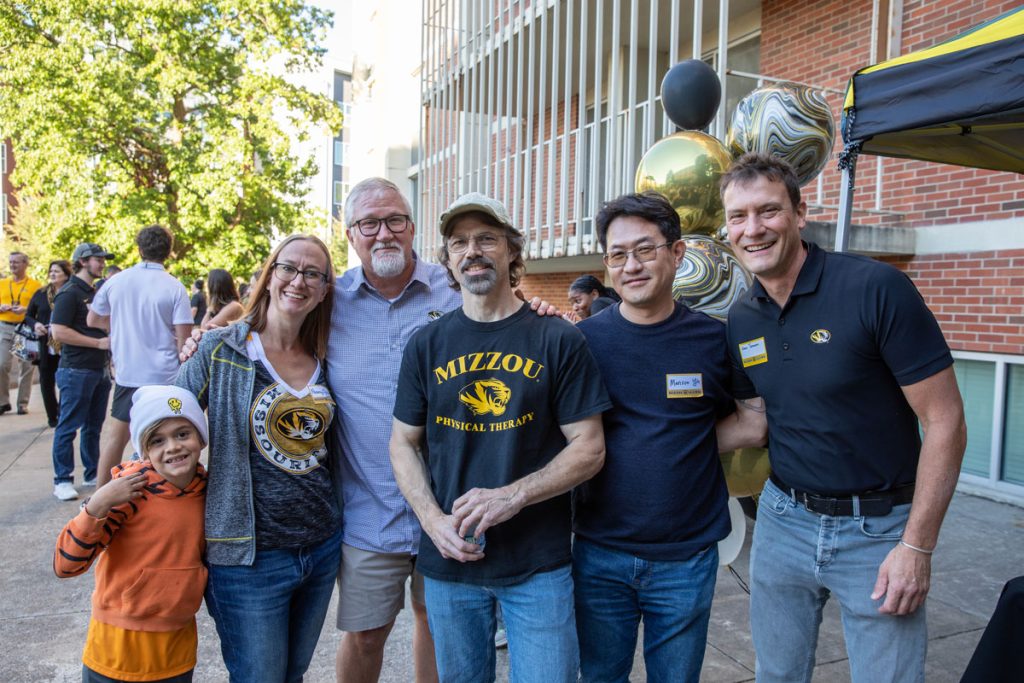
[572,191,767,683]
[721,152,967,683]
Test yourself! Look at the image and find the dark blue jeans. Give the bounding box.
[573,539,718,683]
[52,366,111,485]
[204,528,343,683]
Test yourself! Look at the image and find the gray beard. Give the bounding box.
[371,249,406,278]
[461,268,497,295]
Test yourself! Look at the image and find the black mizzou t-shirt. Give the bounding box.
[394,303,612,585]
[246,334,340,549]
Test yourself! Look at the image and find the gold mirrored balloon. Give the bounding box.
[719,447,771,499]
[635,131,733,236]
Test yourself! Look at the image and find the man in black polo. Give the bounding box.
[49,243,113,501]
[721,153,966,683]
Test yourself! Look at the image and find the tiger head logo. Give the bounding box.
[167,398,182,414]
[459,378,512,416]
[275,409,326,441]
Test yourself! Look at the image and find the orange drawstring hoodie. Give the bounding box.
[54,460,208,632]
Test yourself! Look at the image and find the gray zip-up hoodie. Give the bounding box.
[177,321,342,564]
[174,322,268,565]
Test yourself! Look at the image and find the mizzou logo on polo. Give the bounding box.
[275,408,326,440]
[810,329,832,344]
[458,378,512,416]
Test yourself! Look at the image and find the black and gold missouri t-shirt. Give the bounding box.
[246,333,340,549]
[394,303,611,585]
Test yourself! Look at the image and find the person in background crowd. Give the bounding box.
[90,224,194,487]
[177,234,342,683]
[0,251,42,415]
[567,274,620,321]
[49,243,113,501]
[25,259,72,427]
[104,264,122,279]
[588,296,615,317]
[190,279,206,327]
[721,152,966,683]
[200,269,244,330]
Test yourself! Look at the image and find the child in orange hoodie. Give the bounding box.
[55,385,209,683]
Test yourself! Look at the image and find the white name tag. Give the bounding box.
[666,373,703,398]
[739,337,768,368]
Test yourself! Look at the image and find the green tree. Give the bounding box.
[0,0,343,281]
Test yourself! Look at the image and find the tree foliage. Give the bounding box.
[0,0,344,280]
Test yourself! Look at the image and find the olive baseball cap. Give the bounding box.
[438,193,521,237]
[71,243,114,263]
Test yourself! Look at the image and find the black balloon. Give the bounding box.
[660,60,721,130]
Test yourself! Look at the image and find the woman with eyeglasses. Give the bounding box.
[176,234,341,682]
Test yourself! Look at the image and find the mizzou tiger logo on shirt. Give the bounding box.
[458,378,512,416]
[251,384,334,475]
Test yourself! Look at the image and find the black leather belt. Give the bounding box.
[770,472,915,517]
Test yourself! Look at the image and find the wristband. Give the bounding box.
[899,539,934,555]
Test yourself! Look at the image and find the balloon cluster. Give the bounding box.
[632,61,835,544]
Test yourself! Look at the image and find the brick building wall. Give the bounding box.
[518,269,605,310]
[881,251,1024,355]
[762,0,1024,354]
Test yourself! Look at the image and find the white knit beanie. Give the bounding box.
[129,385,209,456]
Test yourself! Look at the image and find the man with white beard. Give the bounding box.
[330,178,458,683]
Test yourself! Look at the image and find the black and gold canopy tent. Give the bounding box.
[835,6,1024,251]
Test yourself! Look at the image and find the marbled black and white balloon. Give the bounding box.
[727,82,835,186]
[672,235,752,322]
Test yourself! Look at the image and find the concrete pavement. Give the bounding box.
[1,389,1021,682]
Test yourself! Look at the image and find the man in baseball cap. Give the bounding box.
[390,192,611,680]
[71,243,115,263]
[48,242,114,500]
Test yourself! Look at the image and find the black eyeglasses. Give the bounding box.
[271,262,329,287]
[353,214,411,237]
[446,233,505,254]
[602,243,671,269]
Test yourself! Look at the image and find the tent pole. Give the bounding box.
[835,154,857,253]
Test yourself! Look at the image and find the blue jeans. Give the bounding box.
[205,528,343,683]
[53,366,111,484]
[573,539,718,683]
[424,565,578,683]
[750,479,926,683]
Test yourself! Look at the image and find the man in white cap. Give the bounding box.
[390,192,611,681]
[49,242,114,500]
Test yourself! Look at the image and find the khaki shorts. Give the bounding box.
[336,543,425,632]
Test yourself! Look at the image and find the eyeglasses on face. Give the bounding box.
[602,242,672,269]
[271,262,329,287]
[353,214,411,237]
[446,233,505,254]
